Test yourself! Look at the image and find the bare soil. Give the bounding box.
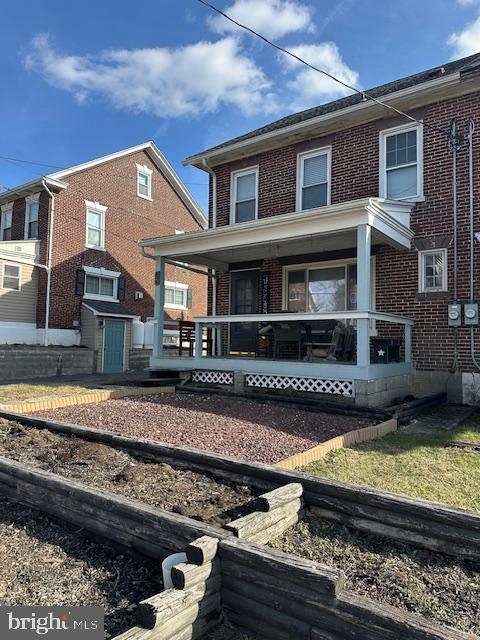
[35,393,372,463]
[0,422,256,527]
[0,497,159,638]
[208,619,256,639]
[271,514,480,635]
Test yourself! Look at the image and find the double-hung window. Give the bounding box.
[231,167,258,224]
[380,124,423,200]
[164,281,189,309]
[297,148,331,211]
[137,164,153,200]
[419,249,447,293]
[25,194,39,239]
[85,201,106,250]
[0,204,13,241]
[2,263,21,291]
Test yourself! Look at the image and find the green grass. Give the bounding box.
[0,383,99,404]
[304,420,480,512]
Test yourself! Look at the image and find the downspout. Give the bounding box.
[449,120,460,372]
[41,179,55,347]
[201,158,218,352]
[467,120,480,370]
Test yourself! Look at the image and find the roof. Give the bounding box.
[82,300,138,318]
[0,141,207,228]
[185,52,480,166]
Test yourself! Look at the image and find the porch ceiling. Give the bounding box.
[140,197,414,271]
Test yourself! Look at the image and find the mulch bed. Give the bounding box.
[35,393,371,463]
[0,497,159,638]
[271,514,480,635]
[0,422,256,527]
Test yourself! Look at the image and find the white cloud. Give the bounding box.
[279,43,359,111]
[448,15,480,58]
[457,0,480,6]
[24,33,277,118]
[207,0,313,40]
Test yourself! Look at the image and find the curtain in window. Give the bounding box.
[302,154,328,210]
[235,173,256,223]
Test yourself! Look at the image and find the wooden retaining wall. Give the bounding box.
[3,411,479,562]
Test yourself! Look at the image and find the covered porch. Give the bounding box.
[140,197,415,403]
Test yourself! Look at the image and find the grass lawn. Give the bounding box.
[0,383,99,404]
[304,420,480,511]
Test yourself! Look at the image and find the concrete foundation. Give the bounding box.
[0,346,95,382]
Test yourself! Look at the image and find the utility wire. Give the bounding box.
[197,0,449,138]
[0,155,63,170]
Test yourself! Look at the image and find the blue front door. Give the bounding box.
[103,319,125,372]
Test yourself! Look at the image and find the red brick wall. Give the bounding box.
[209,91,480,372]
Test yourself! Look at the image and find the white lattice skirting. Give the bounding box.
[245,374,355,397]
[192,370,234,385]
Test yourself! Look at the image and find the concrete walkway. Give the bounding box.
[401,403,476,434]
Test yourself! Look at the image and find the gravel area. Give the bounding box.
[0,497,159,638]
[35,393,372,463]
[271,514,480,635]
[0,422,256,527]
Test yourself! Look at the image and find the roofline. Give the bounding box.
[0,177,67,206]
[183,72,461,168]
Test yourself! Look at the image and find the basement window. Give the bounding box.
[2,263,21,291]
[419,249,447,292]
[137,164,153,200]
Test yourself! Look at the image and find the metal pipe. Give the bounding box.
[467,119,480,371]
[449,120,460,372]
[42,179,55,347]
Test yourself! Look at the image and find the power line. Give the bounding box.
[196,0,449,138]
[0,156,63,170]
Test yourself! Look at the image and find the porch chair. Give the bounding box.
[303,320,344,361]
[178,321,213,357]
[272,322,303,360]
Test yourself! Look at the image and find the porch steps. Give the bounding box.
[139,369,185,388]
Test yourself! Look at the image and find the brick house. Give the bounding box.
[140,54,480,406]
[0,142,207,372]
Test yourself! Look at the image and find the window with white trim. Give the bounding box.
[419,249,447,292]
[231,167,258,224]
[85,201,106,250]
[2,263,21,291]
[380,124,423,200]
[164,281,189,309]
[25,194,39,240]
[137,164,153,200]
[0,204,13,241]
[297,148,331,211]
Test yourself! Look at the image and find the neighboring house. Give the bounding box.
[0,142,207,372]
[140,53,480,406]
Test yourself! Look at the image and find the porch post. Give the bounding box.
[405,324,412,364]
[356,224,372,368]
[195,321,203,359]
[153,256,165,358]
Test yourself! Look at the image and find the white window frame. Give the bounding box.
[24,193,40,240]
[2,262,21,292]
[230,166,259,225]
[83,265,120,302]
[0,203,13,241]
[164,280,189,310]
[296,147,332,212]
[379,122,424,202]
[418,248,447,293]
[136,164,153,200]
[85,200,107,251]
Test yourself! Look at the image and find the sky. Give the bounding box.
[1,0,479,211]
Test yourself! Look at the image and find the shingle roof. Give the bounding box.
[186,53,480,161]
[83,300,138,317]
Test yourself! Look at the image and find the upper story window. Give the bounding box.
[297,148,331,211]
[0,204,13,241]
[137,164,153,200]
[164,281,191,309]
[2,263,21,291]
[419,249,447,293]
[230,166,258,224]
[85,201,107,250]
[380,123,423,201]
[25,194,39,240]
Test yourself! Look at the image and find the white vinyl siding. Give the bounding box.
[419,249,447,292]
[231,167,258,224]
[380,124,423,201]
[297,148,331,211]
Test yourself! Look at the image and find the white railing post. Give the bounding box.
[405,323,412,363]
[153,256,165,358]
[195,321,203,359]
[357,224,372,367]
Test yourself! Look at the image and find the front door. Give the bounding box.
[103,319,125,372]
[230,270,259,354]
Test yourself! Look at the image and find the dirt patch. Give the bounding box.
[0,497,159,638]
[271,514,480,635]
[35,393,372,463]
[0,423,256,527]
[209,619,256,640]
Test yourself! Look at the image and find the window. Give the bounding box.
[2,263,21,291]
[85,201,106,250]
[25,194,39,240]
[164,281,189,309]
[231,167,258,224]
[380,124,423,200]
[419,249,447,292]
[297,148,331,211]
[0,205,13,241]
[137,164,153,200]
[286,263,355,312]
[85,274,115,298]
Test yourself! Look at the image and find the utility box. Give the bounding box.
[464,303,479,326]
[448,304,462,326]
